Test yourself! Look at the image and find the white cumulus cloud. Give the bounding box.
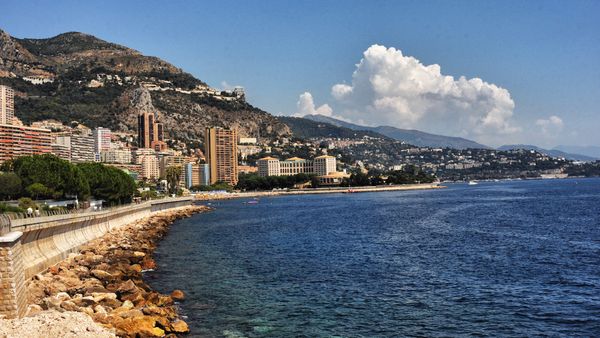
[535,115,564,135]
[329,44,521,143]
[295,92,333,117]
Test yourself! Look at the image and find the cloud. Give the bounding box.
[295,92,333,117]
[329,44,521,143]
[535,115,564,135]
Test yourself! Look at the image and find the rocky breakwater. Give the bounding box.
[24,205,211,337]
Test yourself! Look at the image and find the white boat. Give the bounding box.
[468,181,478,185]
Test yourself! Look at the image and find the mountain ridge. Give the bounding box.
[497,144,597,161]
[0,28,291,141]
[303,114,490,149]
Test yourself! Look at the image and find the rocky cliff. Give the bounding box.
[0,29,291,140]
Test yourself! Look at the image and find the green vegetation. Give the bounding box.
[190,181,234,192]
[165,166,182,195]
[235,173,313,191]
[0,173,22,200]
[77,163,136,204]
[0,155,136,207]
[11,154,90,199]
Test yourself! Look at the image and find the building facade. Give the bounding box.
[204,127,238,186]
[0,85,15,125]
[257,157,281,177]
[137,112,166,151]
[0,124,52,163]
[314,155,336,176]
[56,133,95,163]
[93,127,112,154]
[199,163,210,186]
[139,155,160,180]
[100,149,132,164]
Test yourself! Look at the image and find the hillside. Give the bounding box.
[0,29,290,140]
[497,144,596,162]
[278,116,390,140]
[304,114,490,149]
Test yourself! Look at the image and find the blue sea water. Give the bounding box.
[145,179,600,337]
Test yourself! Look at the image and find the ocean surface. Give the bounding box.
[145,179,600,337]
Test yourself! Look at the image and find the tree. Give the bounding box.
[77,163,136,205]
[26,183,53,200]
[12,154,90,199]
[166,166,182,195]
[0,172,22,200]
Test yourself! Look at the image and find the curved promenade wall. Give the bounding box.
[0,197,192,318]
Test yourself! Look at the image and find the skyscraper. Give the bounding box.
[137,112,166,151]
[0,85,15,125]
[204,127,238,186]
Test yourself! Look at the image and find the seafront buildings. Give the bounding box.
[0,85,53,163]
[204,127,239,186]
[257,155,337,177]
[257,154,349,186]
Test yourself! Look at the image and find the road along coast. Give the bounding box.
[3,205,211,337]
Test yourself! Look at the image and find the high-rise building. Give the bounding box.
[100,149,132,164]
[139,155,160,180]
[138,112,166,151]
[0,85,15,125]
[0,85,14,125]
[93,127,112,153]
[204,127,238,186]
[184,163,203,188]
[55,133,95,163]
[199,163,210,186]
[0,124,52,163]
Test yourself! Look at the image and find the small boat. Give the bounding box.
[246,200,259,204]
[468,181,478,186]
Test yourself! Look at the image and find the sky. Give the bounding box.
[1,0,599,148]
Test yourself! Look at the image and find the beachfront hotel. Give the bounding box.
[204,127,239,186]
[257,155,338,177]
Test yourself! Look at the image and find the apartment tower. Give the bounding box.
[138,112,166,151]
[0,85,15,125]
[204,127,238,186]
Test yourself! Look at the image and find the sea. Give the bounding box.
[145,178,600,337]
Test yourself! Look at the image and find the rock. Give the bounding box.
[72,296,96,307]
[118,309,144,319]
[92,292,117,303]
[55,292,71,302]
[115,316,164,337]
[24,304,43,317]
[170,289,185,301]
[60,300,80,312]
[116,280,138,294]
[169,319,190,333]
[91,269,113,280]
[81,306,95,316]
[129,264,142,273]
[121,300,134,309]
[94,305,107,314]
[140,257,156,270]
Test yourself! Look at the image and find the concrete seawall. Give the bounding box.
[0,197,192,319]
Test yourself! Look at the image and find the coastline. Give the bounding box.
[4,205,211,337]
[196,182,445,200]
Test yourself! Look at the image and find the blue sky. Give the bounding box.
[1,0,599,147]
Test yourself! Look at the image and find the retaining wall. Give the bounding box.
[0,197,192,318]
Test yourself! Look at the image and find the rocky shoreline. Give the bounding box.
[17,205,211,337]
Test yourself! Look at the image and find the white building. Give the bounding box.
[314,155,336,176]
[257,157,281,177]
[100,149,132,164]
